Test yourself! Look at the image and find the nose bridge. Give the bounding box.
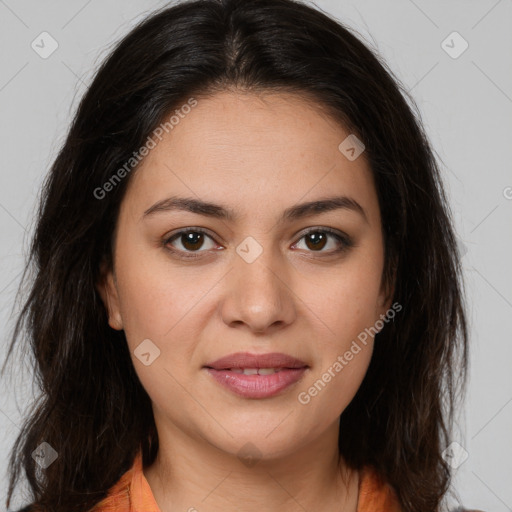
[222,235,295,331]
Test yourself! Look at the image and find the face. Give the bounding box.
[98,90,393,461]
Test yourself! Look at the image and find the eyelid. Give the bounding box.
[163,225,353,258]
[163,227,220,251]
[293,226,352,245]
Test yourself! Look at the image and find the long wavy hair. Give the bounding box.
[2,0,469,511]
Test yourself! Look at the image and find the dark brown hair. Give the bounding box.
[2,0,468,511]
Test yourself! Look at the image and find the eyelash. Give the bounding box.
[162,227,353,260]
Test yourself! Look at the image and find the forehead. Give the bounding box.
[122,90,378,224]
[159,90,349,164]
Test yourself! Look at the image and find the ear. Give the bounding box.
[96,258,123,331]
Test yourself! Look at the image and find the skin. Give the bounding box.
[97,90,394,512]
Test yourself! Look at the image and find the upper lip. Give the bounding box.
[204,352,308,370]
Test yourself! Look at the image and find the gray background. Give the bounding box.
[1,0,511,510]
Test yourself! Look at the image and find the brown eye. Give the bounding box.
[164,229,217,256]
[293,228,352,254]
[179,231,206,251]
[304,231,328,251]
[164,227,352,260]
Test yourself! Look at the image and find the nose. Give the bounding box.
[220,244,297,334]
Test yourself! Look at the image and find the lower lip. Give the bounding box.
[204,368,308,399]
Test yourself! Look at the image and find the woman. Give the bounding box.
[3,0,470,511]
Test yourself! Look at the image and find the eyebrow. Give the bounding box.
[142,195,368,224]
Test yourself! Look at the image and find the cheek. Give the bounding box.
[295,267,380,423]
[113,250,207,412]
[296,345,372,435]
[294,245,384,409]
[299,249,385,344]
[113,238,221,395]
[114,238,204,342]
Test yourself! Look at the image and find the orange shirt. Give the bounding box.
[91,450,402,511]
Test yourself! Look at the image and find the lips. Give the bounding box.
[204,351,308,370]
[203,352,309,399]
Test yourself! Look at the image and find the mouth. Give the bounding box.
[204,367,305,374]
[203,352,309,399]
